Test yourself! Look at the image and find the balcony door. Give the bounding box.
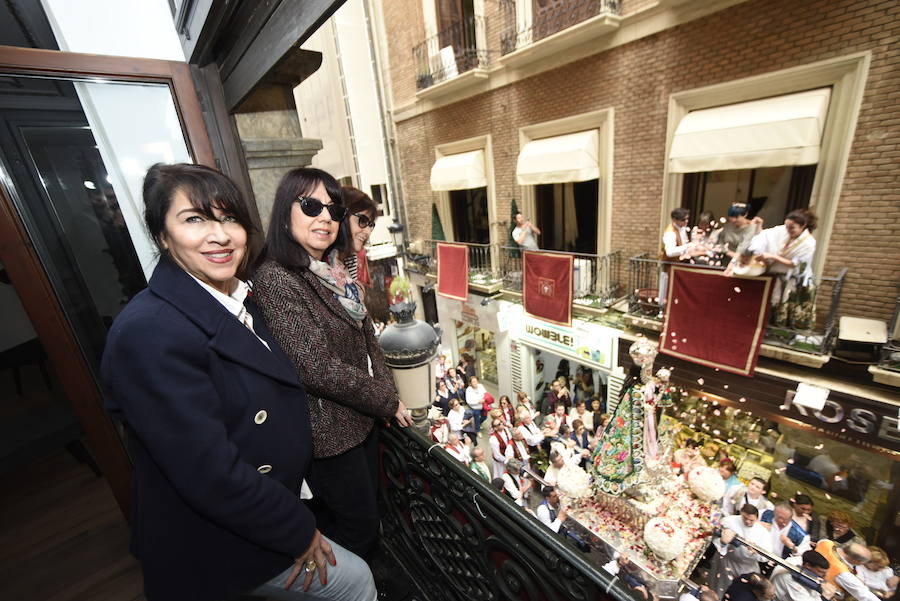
[435,0,478,74]
[0,45,214,517]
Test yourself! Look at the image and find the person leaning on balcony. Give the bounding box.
[252,167,411,561]
[747,208,818,330]
[659,207,707,308]
[512,212,540,251]
[338,185,377,282]
[720,203,760,264]
[101,163,375,601]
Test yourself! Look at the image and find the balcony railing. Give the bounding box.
[500,0,621,55]
[420,239,499,287]
[878,292,900,372]
[377,425,635,601]
[413,15,489,90]
[625,253,849,356]
[500,246,624,308]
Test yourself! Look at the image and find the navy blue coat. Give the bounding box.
[102,257,316,601]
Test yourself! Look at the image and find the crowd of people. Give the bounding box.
[659,203,819,330]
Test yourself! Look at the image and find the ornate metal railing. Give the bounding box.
[499,0,621,55]
[626,253,849,355]
[413,15,489,90]
[377,425,636,601]
[500,246,624,308]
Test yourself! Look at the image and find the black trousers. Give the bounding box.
[305,426,381,560]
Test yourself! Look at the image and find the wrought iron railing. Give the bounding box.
[499,0,621,55]
[377,425,636,601]
[413,15,489,90]
[878,291,900,372]
[625,253,849,355]
[500,246,624,308]
[422,239,500,286]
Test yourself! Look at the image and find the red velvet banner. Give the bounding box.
[437,242,468,300]
[660,266,773,376]
[523,251,574,326]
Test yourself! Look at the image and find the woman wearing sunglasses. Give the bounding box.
[253,168,411,563]
[339,185,378,282]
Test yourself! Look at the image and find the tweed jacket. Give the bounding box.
[253,259,400,458]
[102,256,315,601]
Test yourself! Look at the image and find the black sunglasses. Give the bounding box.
[353,213,377,229]
[297,196,346,221]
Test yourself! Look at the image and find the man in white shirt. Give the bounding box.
[465,376,486,434]
[543,449,575,486]
[536,486,567,533]
[708,504,773,598]
[512,213,540,251]
[659,207,702,308]
[770,550,838,601]
[508,428,531,470]
[501,458,531,507]
[488,419,511,479]
[443,433,471,465]
[761,503,810,559]
[517,411,544,450]
[723,477,774,516]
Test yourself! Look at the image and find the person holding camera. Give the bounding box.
[512,213,540,251]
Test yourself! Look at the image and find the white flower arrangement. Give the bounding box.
[643,517,689,563]
[686,465,726,503]
[556,464,592,499]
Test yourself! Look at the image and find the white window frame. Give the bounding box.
[517,109,614,256]
[433,134,497,248]
[660,52,871,276]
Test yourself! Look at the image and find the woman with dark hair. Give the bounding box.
[748,208,818,329]
[102,163,375,601]
[339,185,378,281]
[252,167,409,561]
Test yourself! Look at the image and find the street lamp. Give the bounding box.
[379,295,442,430]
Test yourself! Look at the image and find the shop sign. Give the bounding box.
[520,316,616,370]
[460,303,479,326]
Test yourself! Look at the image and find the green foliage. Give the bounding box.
[507,198,520,258]
[389,275,412,304]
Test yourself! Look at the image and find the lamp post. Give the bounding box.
[379,297,442,431]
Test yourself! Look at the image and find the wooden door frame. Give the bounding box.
[0,45,215,519]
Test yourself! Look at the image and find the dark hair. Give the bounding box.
[802,550,830,571]
[720,463,736,475]
[264,167,345,272]
[684,438,700,449]
[745,574,771,597]
[671,207,690,221]
[785,208,818,233]
[541,485,557,497]
[142,163,258,276]
[739,503,760,516]
[339,186,379,260]
[728,202,749,218]
[750,476,767,487]
[793,494,813,506]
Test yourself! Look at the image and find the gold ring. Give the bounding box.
[304,559,317,573]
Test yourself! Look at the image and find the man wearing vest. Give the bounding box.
[536,486,567,534]
[509,428,530,470]
[444,433,471,465]
[761,503,811,560]
[659,207,703,310]
[489,419,512,479]
[814,539,880,601]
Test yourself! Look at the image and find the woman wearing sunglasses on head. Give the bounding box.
[253,168,411,562]
[339,185,377,282]
[101,163,375,601]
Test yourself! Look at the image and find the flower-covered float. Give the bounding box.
[559,339,724,599]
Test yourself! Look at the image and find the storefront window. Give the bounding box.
[661,395,893,543]
[454,320,497,385]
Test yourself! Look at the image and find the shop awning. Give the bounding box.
[516,130,599,185]
[429,150,487,191]
[668,88,831,173]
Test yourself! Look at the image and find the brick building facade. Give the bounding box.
[379,0,899,322]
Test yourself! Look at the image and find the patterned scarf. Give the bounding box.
[308,249,367,322]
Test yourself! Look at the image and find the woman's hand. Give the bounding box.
[285,530,336,591]
[393,399,413,428]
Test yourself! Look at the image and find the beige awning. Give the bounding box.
[668,88,831,173]
[429,150,486,191]
[516,130,599,185]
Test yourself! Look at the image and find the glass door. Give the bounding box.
[0,46,215,515]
